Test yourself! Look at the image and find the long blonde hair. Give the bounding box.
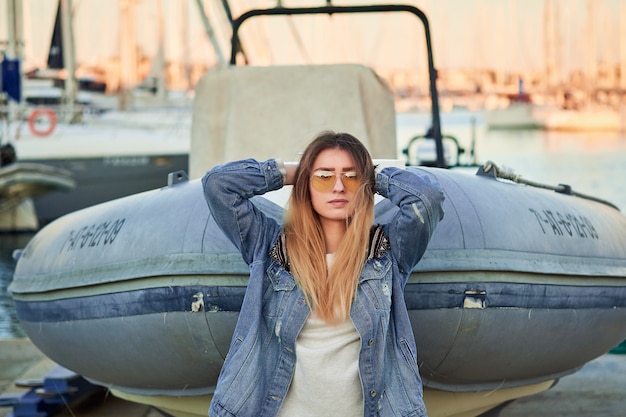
[284,131,375,323]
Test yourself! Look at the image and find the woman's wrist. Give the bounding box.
[283,162,298,185]
[273,159,298,185]
[274,158,287,184]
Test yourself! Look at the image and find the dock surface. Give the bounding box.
[2,338,625,417]
[500,351,626,417]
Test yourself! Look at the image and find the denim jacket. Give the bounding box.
[202,159,444,417]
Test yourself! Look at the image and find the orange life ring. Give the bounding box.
[28,108,57,137]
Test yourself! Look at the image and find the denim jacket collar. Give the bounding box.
[268,224,390,272]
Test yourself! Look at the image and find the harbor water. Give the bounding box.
[0,233,33,339]
[2,110,626,338]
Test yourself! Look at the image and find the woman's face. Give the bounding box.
[309,148,359,224]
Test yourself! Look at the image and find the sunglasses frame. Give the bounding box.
[310,170,361,193]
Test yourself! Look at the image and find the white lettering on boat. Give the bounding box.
[103,156,150,167]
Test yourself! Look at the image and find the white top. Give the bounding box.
[277,254,363,417]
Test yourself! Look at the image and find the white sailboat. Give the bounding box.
[1,0,77,231]
[543,0,624,132]
[485,0,625,132]
[3,0,194,226]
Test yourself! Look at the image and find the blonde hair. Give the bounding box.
[284,131,375,323]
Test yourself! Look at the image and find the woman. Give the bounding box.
[202,131,445,417]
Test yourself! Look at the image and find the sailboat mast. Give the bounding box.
[5,0,24,123]
[584,0,596,106]
[194,0,226,67]
[60,0,78,122]
[621,2,626,90]
[5,0,23,62]
[154,0,167,102]
[119,0,139,110]
[544,0,556,94]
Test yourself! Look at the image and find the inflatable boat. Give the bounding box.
[9,161,626,416]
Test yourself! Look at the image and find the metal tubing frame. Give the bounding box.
[229,4,445,168]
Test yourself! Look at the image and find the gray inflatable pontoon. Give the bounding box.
[10,165,626,403]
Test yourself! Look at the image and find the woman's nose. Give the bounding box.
[333,175,346,192]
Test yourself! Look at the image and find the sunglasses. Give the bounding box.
[310,170,360,193]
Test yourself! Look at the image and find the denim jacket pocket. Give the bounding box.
[375,339,426,417]
[377,387,427,417]
[398,338,421,377]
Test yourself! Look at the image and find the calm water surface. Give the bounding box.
[1,112,626,338]
[0,233,34,338]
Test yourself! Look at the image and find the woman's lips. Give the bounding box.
[328,199,349,207]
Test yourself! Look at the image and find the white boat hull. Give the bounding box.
[0,162,75,231]
[543,109,623,131]
[9,107,190,225]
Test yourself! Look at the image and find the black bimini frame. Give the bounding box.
[228,3,446,168]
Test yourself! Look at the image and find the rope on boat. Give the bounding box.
[481,160,620,211]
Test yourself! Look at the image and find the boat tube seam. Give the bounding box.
[10,249,626,294]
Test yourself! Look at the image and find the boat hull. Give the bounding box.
[109,380,555,417]
[10,105,191,225]
[484,103,546,130]
[0,162,75,231]
[10,166,626,401]
[22,154,188,225]
[13,274,626,395]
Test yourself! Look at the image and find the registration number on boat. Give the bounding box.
[528,208,598,239]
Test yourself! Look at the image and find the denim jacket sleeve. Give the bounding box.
[202,158,284,265]
[375,166,445,280]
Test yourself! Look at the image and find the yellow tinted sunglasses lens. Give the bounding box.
[342,172,360,192]
[311,171,360,192]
